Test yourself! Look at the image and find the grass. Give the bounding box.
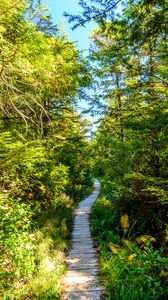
[90,195,168,300]
[17,225,66,300]
[2,195,74,300]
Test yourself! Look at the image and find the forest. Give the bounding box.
[0,0,167,299]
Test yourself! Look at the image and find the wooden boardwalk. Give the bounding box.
[62,179,103,300]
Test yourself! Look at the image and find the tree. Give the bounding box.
[89,0,168,243]
[64,0,122,29]
[0,0,91,135]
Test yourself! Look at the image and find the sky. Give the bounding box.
[45,0,95,52]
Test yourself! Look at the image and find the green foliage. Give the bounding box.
[0,133,69,210]
[91,194,168,299]
[90,196,120,243]
[0,0,90,132]
[90,0,168,248]
[0,198,35,294]
[21,199,73,300]
[0,115,92,298]
[100,243,168,300]
[1,197,73,299]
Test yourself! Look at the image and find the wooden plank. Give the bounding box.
[67,255,97,262]
[72,227,90,231]
[67,262,99,270]
[63,274,98,285]
[64,284,103,292]
[63,290,102,300]
[73,226,90,229]
[71,238,93,243]
[65,268,99,277]
[74,218,89,221]
[68,248,96,254]
[72,231,91,235]
[72,235,92,239]
[72,231,90,235]
[69,246,96,251]
[73,222,89,225]
[70,241,94,246]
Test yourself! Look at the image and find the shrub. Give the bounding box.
[0,198,35,297]
[91,194,168,300]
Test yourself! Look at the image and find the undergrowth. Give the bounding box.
[90,184,168,300]
[0,194,73,300]
[0,131,93,299]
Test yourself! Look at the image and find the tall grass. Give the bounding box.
[2,196,73,299]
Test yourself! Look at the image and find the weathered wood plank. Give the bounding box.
[64,284,103,292]
[68,262,99,270]
[63,290,102,300]
[64,275,98,285]
[70,240,93,244]
[65,268,99,277]
[69,250,97,255]
[66,258,98,266]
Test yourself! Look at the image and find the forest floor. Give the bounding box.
[62,179,104,300]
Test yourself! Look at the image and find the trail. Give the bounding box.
[62,179,103,300]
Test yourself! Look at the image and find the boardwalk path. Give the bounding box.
[62,179,103,300]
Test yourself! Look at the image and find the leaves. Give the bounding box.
[136,235,157,245]
[120,214,129,230]
[109,242,122,254]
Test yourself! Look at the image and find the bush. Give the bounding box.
[1,193,74,299]
[0,198,35,297]
[91,194,168,300]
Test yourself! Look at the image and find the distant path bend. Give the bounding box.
[62,179,103,300]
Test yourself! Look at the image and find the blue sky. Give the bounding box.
[45,0,95,52]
